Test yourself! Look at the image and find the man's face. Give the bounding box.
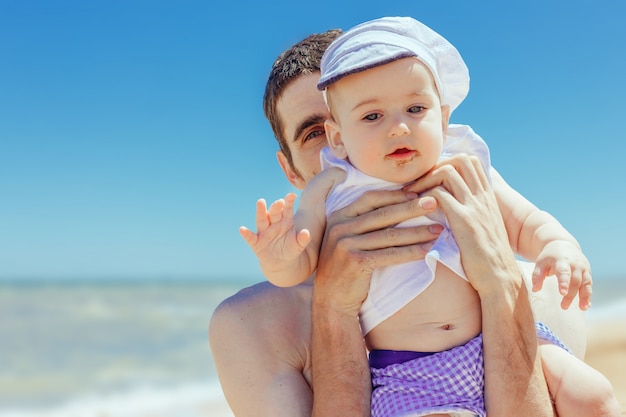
[275,73,331,190]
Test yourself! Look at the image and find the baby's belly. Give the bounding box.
[364,264,482,353]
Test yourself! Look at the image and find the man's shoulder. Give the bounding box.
[211,281,313,325]
[209,280,314,353]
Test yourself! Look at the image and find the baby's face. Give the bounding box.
[325,57,449,184]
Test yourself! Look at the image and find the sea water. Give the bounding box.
[0,278,247,417]
[1,276,624,417]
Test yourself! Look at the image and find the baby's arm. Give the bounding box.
[240,169,341,288]
[240,193,314,287]
[492,168,592,310]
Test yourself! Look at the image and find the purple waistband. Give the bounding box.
[368,322,569,370]
[369,349,436,369]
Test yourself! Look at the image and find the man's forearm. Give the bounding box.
[481,272,555,416]
[311,293,371,417]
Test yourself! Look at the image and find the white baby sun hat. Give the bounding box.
[317,16,470,113]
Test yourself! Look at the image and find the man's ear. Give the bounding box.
[441,104,451,137]
[277,151,306,190]
[325,119,348,159]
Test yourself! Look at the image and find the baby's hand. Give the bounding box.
[532,240,592,310]
[239,193,311,265]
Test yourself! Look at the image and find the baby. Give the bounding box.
[241,16,617,417]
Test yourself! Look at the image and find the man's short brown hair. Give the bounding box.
[262,29,342,173]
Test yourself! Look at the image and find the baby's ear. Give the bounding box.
[441,104,451,136]
[325,119,348,159]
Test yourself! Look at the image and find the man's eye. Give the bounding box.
[408,106,425,113]
[363,113,380,121]
[304,129,325,142]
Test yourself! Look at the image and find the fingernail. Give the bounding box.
[421,242,434,251]
[419,196,436,210]
[429,224,443,234]
[405,192,418,200]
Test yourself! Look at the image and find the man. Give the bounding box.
[209,29,588,416]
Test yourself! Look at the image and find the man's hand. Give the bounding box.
[405,153,555,416]
[405,154,516,296]
[311,188,442,417]
[314,189,442,316]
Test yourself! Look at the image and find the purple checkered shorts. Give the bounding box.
[370,322,569,417]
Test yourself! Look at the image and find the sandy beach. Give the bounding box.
[208,318,626,417]
[585,319,626,415]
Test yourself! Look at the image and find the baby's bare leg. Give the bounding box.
[540,343,620,416]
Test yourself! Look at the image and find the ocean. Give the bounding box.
[1,276,625,417]
[0,278,244,417]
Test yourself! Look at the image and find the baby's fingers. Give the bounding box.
[554,259,574,297]
[267,198,287,224]
[554,259,579,309]
[296,229,311,250]
[239,226,258,247]
[531,263,549,292]
[254,199,270,231]
[284,193,298,209]
[578,270,593,310]
[282,193,298,222]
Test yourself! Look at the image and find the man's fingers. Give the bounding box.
[406,154,488,199]
[331,194,438,236]
[432,154,482,193]
[338,190,434,221]
[322,223,442,276]
[337,223,442,252]
[339,189,415,218]
[455,154,490,191]
[336,241,433,272]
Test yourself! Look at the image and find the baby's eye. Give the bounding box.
[363,113,381,121]
[408,106,425,113]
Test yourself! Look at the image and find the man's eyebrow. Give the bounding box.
[292,114,327,144]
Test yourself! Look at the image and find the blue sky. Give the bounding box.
[1,0,625,282]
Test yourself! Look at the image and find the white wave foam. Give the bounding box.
[0,380,232,417]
